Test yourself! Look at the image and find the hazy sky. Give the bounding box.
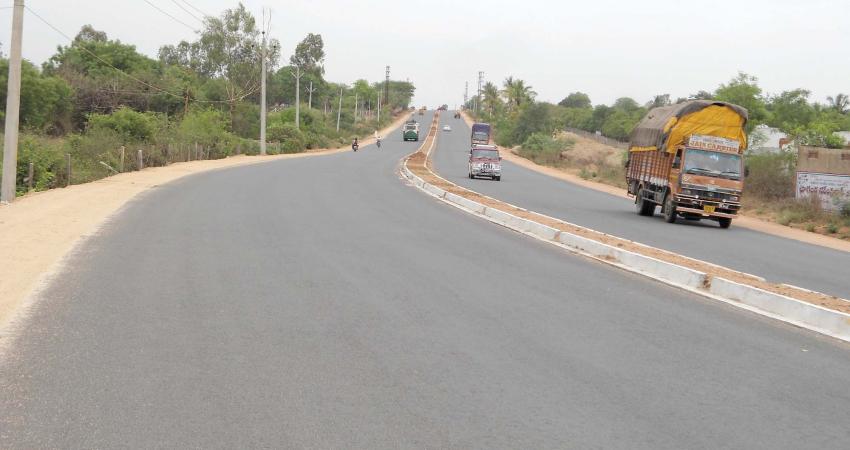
[1,0,848,108]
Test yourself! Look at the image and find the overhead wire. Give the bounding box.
[24,5,260,104]
[141,0,198,32]
[170,0,204,24]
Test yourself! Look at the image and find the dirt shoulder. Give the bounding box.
[410,114,849,315]
[460,112,850,254]
[0,114,408,329]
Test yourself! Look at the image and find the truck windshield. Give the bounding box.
[684,149,742,180]
[471,149,499,159]
[472,132,489,141]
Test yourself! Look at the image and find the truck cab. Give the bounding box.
[403,120,420,141]
[471,123,492,145]
[468,144,502,181]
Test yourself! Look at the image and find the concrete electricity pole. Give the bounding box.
[336,86,343,132]
[307,81,317,109]
[477,71,484,114]
[384,66,390,108]
[353,92,358,122]
[259,29,267,156]
[291,65,303,129]
[1,0,24,203]
[464,81,468,110]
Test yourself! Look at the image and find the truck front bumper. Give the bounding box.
[675,195,740,219]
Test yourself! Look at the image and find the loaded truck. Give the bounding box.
[626,100,748,229]
[471,123,492,145]
[402,120,420,141]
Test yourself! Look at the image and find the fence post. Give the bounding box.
[66,153,71,187]
[137,148,144,170]
[27,162,33,191]
[194,142,199,161]
[120,146,125,172]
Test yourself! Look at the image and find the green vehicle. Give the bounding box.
[403,120,420,141]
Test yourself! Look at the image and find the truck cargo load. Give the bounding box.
[626,101,748,229]
[471,123,492,145]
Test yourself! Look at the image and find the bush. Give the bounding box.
[745,152,796,199]
[518,132,573,165]
[12,134,66,191]
[87,107,160,142]
[268,123,305,153]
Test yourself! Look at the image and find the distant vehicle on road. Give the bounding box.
[471,123,491,145]
[468,144,501,181]
[403,120,420,141]
[418,107,425,116]
[442,125,452,132]
[626,100,748,229]
[453,111,461,119]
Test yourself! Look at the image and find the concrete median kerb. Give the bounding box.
[400,112,850,344]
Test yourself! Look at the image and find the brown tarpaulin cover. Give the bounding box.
[629,101,748,153]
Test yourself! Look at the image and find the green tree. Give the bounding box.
[0,59,73,133]
[501,76,536,111]
[481,81,502,117]
[826,93,848,114]
[714,72,767,130]
[767,89,815,133]
[558,92,591,109]
[290,33,325,75]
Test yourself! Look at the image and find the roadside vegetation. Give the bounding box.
[467,73,850,239]
[0,5,414,195]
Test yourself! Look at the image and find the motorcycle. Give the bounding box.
[376,138,382,149]
[352,142,359,152]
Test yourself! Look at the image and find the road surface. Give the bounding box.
[2,113,849,449]
[433,114,850,300]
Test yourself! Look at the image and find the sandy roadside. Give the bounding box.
[0,113,409,329]
[458,112,850,254]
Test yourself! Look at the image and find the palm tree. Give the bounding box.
[827,93,848,114]
[481,82,501,117]
[501,76,536,111]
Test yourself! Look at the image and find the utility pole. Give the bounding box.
[307,81,317,109]
[384,65,390,108]
[354,92,359,122]
[477,71,484,115]
[377,95,381,123]
[336,86,343,132]
[1,0,24,203]
[464,81,468,110]
[291,65,303,129]
[259,26,267,156]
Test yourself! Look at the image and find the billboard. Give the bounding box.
[795,171,850,211]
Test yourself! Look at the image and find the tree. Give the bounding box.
[767,89,815,133]
[826,93,848,114]
[290,33,325,75]
[481,81,502,117]
[714,72,767,130]
[501,76,536,111]
[647,94,671,109]
[0,59,73,133]
[613,97,640,112]
[558,92,591,109]
[158,4,280,129]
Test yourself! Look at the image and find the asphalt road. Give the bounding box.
[433,115,850,300]
[2,112,849,449]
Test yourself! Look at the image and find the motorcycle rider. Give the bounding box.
[374,130,382,149]
[352,137,359,152]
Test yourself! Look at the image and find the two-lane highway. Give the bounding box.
[2,112,850,448]
[433,114,850,300]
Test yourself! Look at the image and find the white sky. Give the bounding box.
[1,0,848,108]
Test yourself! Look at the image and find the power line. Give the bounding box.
[179,0,211,19]
[24,5,258,105]
[170,0,203,24]
[141,0,198,32]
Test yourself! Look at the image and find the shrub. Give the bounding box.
[87,107,160,142]
[12,134,66,191]
[268,123,305,153]
[745,152,796,199]
[518,132,573,166]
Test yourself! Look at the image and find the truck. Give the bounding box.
[471,123,491,145]
[468,144,502,181]
[402,120,420,141]
[626,100,748,229]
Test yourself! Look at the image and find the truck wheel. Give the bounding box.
[636,188,655,216]
[663,194,677,223]
[718,217,732,229]
[495,176,501,181]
